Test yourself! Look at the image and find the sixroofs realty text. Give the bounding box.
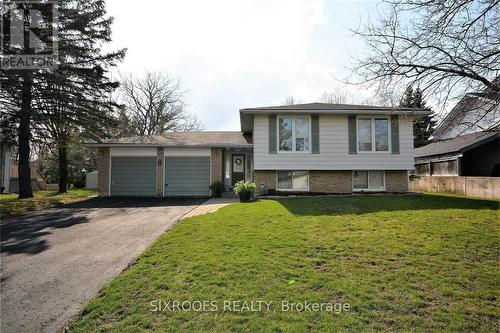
[150,300,351,314]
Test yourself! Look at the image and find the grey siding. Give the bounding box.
[253,114,414,170]
[165,157,210,196]
[111,157,156,196]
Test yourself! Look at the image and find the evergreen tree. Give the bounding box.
[399,86,436,148]
[400,86,414,108]
[1,0,125,195]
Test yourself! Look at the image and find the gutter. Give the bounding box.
[83,143,254,148]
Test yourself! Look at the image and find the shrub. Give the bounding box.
[233,181,256,195]
[209,181,224,197]
[72,176,86,189]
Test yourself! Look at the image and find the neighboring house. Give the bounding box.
[1,145,11,193]
[433,81,500,140]
[415,80,499,177]
[8,165,46,193]
[414,130,500,176]
[86,103,430,197]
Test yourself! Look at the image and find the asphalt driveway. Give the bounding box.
[0,197,204,333]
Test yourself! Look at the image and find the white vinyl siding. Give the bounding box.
[253,114,414,170]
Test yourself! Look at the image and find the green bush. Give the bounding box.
[232,181,256,195]
[209,181,224,197]
[72,176,86,189]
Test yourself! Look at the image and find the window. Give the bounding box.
[358,119,372,151]
[277,171,309,190]
[278,116,310,152]
[357,117,390,152]
[375,119,389,151]
[352,171,385,190]
[278,118,292,151]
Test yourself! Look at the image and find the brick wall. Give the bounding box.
[211,148,223,184]
[254,170,276,195]
[385,170,409,192]
[309,171,352,193]
[97,147,110,197]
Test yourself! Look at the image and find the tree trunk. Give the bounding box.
[18,71,34,198]
[58,142,68,193]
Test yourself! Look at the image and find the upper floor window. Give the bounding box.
[278,116,310,152]
[357,117,389,152]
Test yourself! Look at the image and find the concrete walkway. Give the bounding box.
[181,197,238,219]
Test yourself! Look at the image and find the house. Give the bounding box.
[7,164,46,193]
[414,80,499,177]
[1,144,11,193]
[414,130,500,176]
[432,78,500,140]
[86,103,430,197]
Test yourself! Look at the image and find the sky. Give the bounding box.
[105,0,382,130]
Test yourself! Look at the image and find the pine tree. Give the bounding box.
[400,86,436,148]
[400,86,414,108]
[1,0,125,195]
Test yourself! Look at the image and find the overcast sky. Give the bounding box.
[105,0,382,130]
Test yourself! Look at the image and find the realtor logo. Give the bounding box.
[1,0,58,69]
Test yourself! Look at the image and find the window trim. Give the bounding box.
[277,115,312,153]
[276,170,310,191]
[352,170,386,192]
[356,116,391,154]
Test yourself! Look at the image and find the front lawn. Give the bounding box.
[69,194,499,332]
[0,188,97,217]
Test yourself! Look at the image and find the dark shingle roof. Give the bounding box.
[89,131,252,147]
[240,102,430,113]
[414,131,499,158]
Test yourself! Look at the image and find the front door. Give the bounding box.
[231,154,245,186]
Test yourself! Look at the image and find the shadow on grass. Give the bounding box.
[278,193,499,216]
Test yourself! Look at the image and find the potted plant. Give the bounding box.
[209,181,224,198]
[233,180,256,202]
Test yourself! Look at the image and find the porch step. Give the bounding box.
[221,191,238,198]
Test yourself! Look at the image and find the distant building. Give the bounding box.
[1,145,11,193]
[415,81,499,177]
[414,131,499,176]
[8,164,46,193]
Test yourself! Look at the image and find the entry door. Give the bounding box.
[231,154,245,186]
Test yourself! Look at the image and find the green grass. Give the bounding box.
[69,194,499,332]
[0,188,97,216]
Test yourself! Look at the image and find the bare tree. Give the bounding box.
[117,72,201,136]
[320,91,349,104]
[282,96,302,105]
[350,0,500,111]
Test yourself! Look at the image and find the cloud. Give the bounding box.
[106,0,374,130]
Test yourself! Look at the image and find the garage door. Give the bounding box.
[111,157,156,196]
[165,157,210,196]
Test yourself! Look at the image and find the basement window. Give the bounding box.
[352,171,385,191]
[277,171,309,191]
